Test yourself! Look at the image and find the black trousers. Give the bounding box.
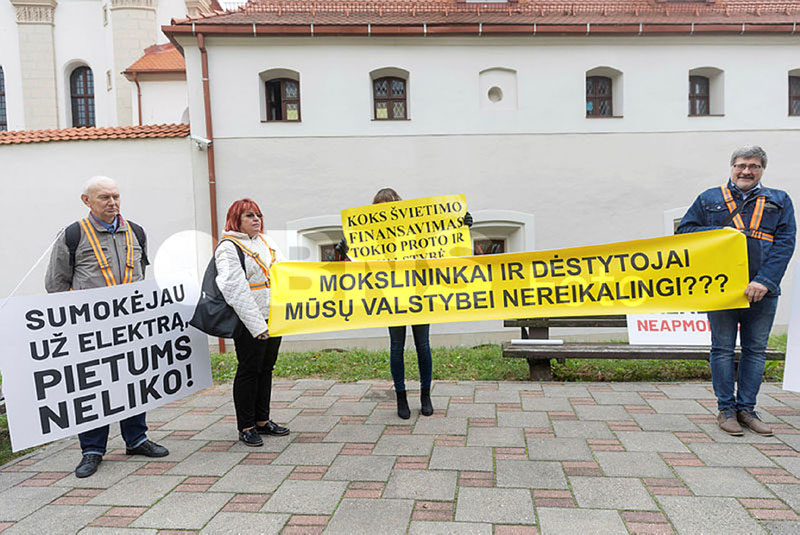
[232,330,282,431]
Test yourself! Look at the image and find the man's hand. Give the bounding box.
[744,281,769,303]
[463,212,473,228]
[256,330,269,340]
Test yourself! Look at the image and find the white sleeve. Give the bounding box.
[215,241,268,338]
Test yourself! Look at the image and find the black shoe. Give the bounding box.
[396,390,410,420]
[126,439,169,457]
[420,388,434,417]
[255,420,290,436]
[239,428,264,447]
[75,454,102,478]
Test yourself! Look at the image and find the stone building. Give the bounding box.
[0,0,217,130]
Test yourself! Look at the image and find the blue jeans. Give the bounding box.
[388,324,433,392]
[707,296,778,412]
[79,413,148,456]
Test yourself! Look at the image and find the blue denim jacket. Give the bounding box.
[676,181,796,295]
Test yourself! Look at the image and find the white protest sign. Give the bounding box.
[782,264,800,393]
[0,279,211,451]
[627,312,712,345]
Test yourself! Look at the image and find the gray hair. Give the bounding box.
[730,145,767,169]
[82,176,117,195]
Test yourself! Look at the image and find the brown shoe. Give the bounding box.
[737,411,773,436]
[717,410,743,436]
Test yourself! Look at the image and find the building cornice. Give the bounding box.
[184,0,215,17]
[110,0,156,11]
[162,21,800,39]
[10,0,58,25]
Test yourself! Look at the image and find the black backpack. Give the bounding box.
[65,219,149,270]
[189,241,247,339]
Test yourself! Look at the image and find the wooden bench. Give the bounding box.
[502,316,786,381]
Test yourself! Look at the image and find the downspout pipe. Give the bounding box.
[133,72,142,126]
[198,33,225,353]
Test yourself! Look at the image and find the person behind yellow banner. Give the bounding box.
[45,176,168,479]
[677,145,796,438]
[334,188,475,418]
[373,188,434,419]
[215,198,290,447]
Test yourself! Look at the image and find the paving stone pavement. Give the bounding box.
[1,380,800,534]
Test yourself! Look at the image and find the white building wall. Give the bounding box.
[182,35,800,139]
[131,76,188,125]
[0,137,195,299]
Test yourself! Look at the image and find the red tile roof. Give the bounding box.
[0,124,191,145]
[124,43,186,74]
[167,0,800,31]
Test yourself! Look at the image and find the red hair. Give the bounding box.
[224,198,263,232]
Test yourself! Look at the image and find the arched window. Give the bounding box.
[0,66,7,131]
[688,67,724,116]
[586,76,612,117]
[265,78,300,122]
[70,66,95,128]
[373,77,406,120]
[689,75,710,116]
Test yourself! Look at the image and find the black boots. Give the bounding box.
[420,388,433,416]
[396,389,434,419]
[396,390,410,419]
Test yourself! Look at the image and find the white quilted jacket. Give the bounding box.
[214,231,286,338]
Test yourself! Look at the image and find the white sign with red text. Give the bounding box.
[627,312,713,345]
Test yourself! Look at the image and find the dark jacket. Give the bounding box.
[676,181,796,295]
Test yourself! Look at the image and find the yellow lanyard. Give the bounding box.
[221,235,277,288]
[79,218,135,286]
[719,186,773,242]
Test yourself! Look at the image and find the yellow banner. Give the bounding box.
[340,194,472,261]
[269,229,750,336]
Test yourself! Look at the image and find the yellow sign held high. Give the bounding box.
[340,194,472,261]
[269,229,750,336]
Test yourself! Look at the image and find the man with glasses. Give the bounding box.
[677,146,796,436]
[45,176,169,477]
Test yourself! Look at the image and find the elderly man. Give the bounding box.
[677,146,796,436]
[45,176,169,478]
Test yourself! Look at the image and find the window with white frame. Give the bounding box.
[688,67,724,116]
[259,68,301,122]
[468,210,536,255]
[286,215,344,261]
[585,67,623,117]
[370,68,409,120]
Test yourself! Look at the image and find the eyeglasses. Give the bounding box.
[732,163,762,171]
[243,212,263,219]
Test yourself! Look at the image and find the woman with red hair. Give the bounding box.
[216,198,289,446]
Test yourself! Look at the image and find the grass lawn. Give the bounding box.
[0,333,789,467]
[209,333,788,384]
